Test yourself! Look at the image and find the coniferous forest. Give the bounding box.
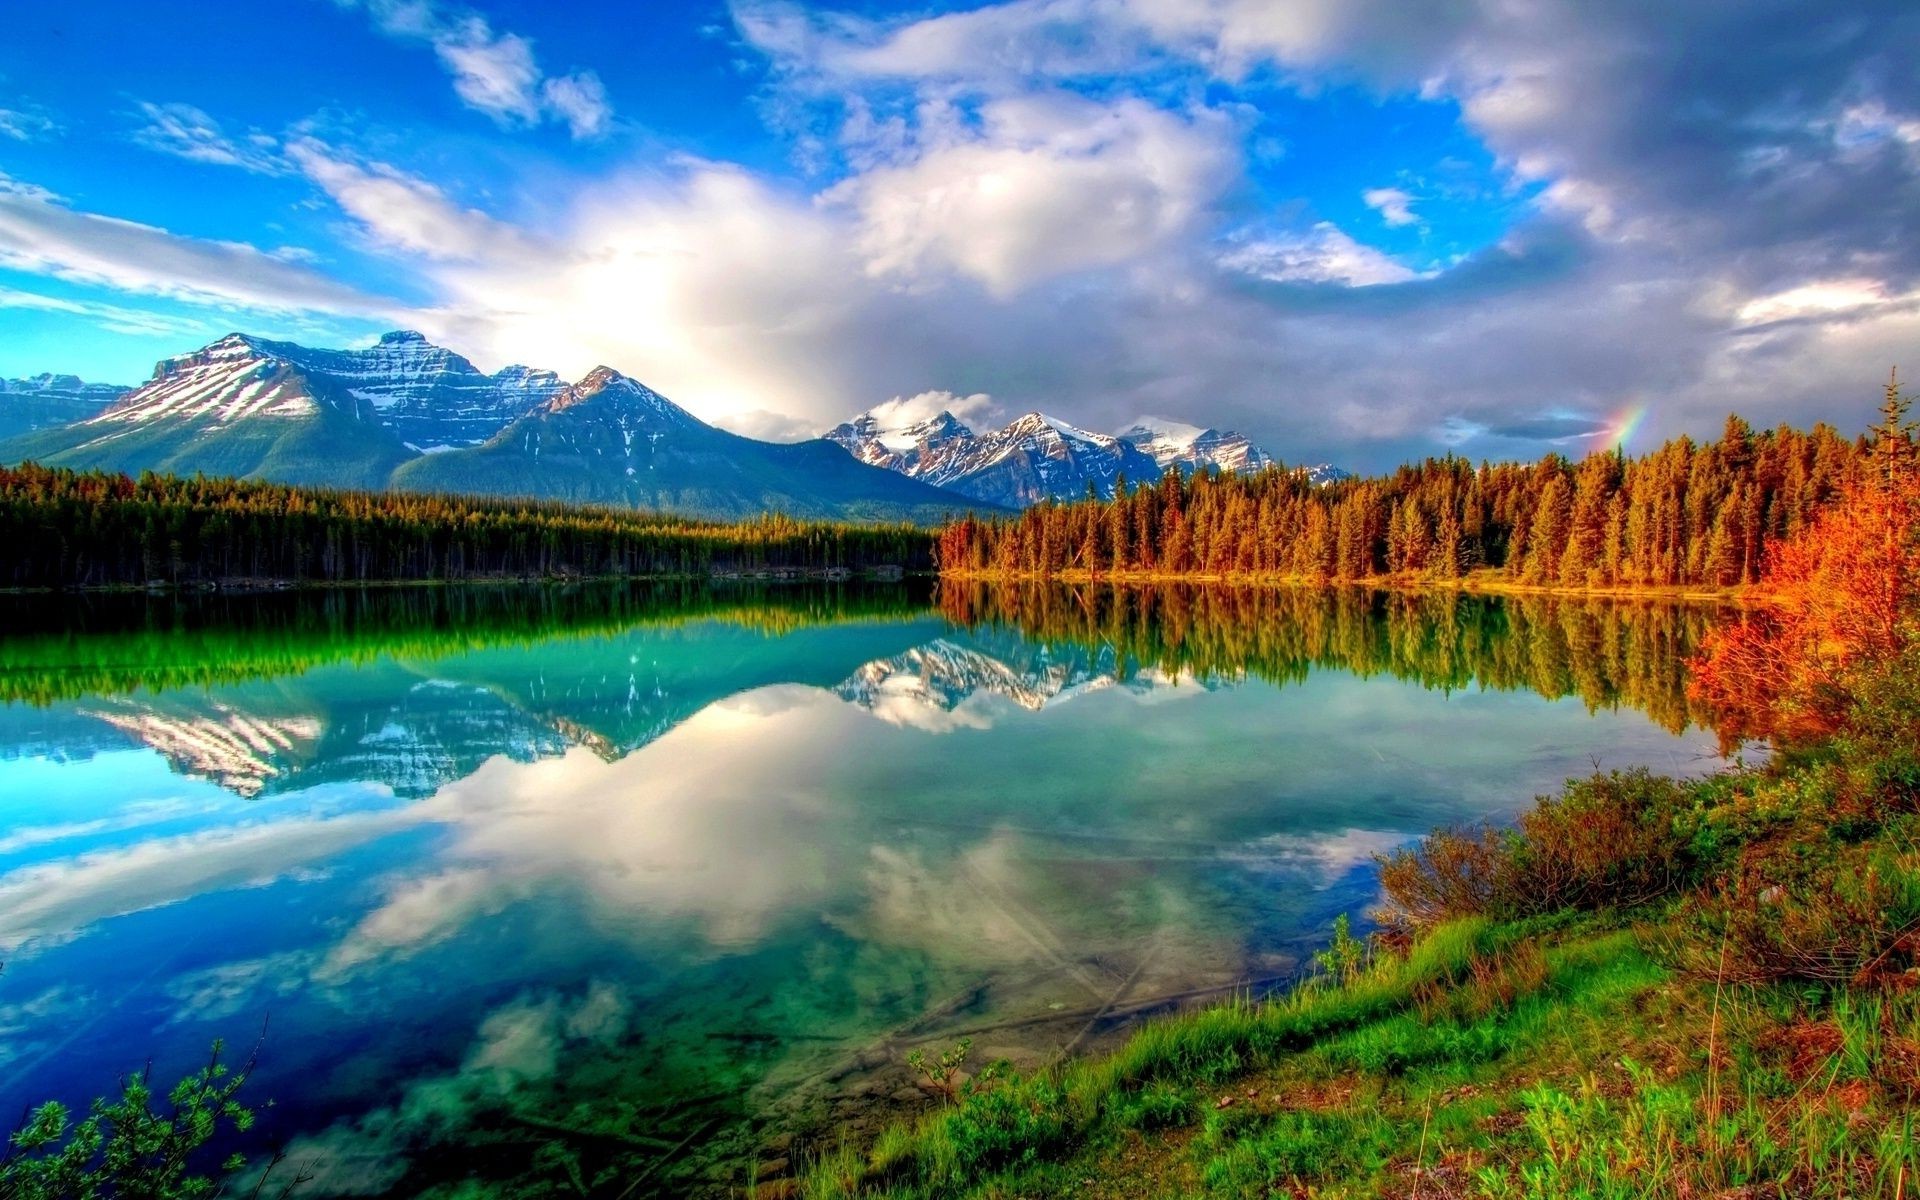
[0,463,934,588]
[937,416,1867,589]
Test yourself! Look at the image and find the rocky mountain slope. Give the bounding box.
[2,332,996,522]
[828,407,1342,506]
[828,410,1165,507]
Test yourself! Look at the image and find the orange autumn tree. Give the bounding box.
[1689,371,1920,747]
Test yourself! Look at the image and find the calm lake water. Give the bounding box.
[0,582,1729,1196]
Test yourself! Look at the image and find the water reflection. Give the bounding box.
[0,583,1728,1197]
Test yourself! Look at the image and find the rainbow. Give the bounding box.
[1601,402,1649,451]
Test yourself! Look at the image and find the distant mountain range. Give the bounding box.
[0,373,129,441]
[828,407,1347,506]
[0,331,995,523]
[1,330,1347,520]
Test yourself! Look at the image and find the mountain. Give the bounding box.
[1,332,997,522]
[391,366,994,522]
[827,410,1165,507]
[0,333,418,488]
[1300,464,1354,486]
[826,407,1326,506]
[242,329,567,452]
[0,374,129,440]
[1116,417,1274,475]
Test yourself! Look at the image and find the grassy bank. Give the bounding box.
[792,635,1920,1198]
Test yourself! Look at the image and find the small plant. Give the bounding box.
[1313,913,1368,983]
[906,1038,975,1104]
[0,1038,305,1200]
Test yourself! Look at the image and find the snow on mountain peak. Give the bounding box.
[1119,416,1205,450]
[827,403,1323,505]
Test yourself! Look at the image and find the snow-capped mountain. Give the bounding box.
[827,410,1164,507]
[1,330,999,521]
[1116,417,1274,475]
[1299,464,1354,486]
[828,407,1315,506]
[392,364,994,521]
[0,373,129,440]
[66,330,564,454]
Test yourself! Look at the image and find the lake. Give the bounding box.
[0,581,1730,1197]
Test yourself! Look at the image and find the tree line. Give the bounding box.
[937,414,1874,588]
[0,464,937,588]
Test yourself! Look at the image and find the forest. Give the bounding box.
[937,414,1866,589]
[0,464,935,588]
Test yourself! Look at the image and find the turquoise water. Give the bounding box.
[0,584,1727,1196]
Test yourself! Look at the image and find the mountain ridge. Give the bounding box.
[827,406,1346,505]
[1,332,1000,523]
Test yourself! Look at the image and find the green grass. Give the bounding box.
[792,909,1920,1199]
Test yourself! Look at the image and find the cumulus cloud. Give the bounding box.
[827,95,1238,295]
[861,388,999,431]
[340,0,613,138]
[1362,186,1419,227]
[708,0,1920,462]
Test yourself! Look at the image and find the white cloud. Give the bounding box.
[1218,222,1424,286]
[320,867,517,977]
[0,180,388,317]
[286,139,542,263]
[1735,277,1907,325]
[541,71,613,140]
[130,101,283,173]
[341,0,614,138]
[861,388,999,431]
[0,286,213,340]
[0,107,58,142]
[1362,186,1419,227]
[828,95,1236,296]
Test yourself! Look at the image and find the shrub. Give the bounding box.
[1377,768,1701,929]
[1376,826,1506,929]
[1685,818,1920,988]
[1504,769,1699,913]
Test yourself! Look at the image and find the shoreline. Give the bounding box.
[4,569,1749,603]
[0,567,924,596]
[939,568,1753,604]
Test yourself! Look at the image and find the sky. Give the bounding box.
[0,0,1916,470]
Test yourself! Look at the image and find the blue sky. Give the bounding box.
[1,0,1915,467]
